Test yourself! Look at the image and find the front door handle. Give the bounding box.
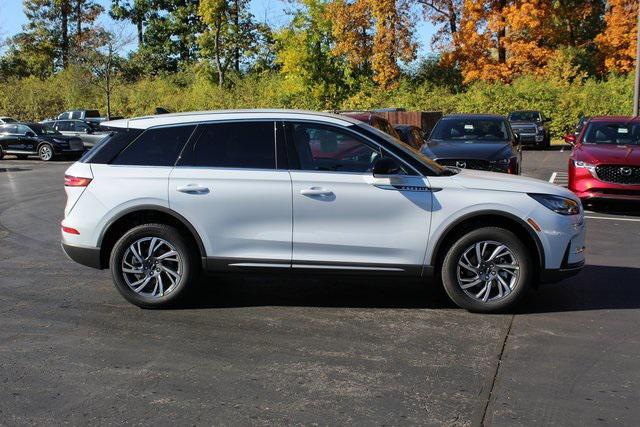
[177,184,210,195]
[300,187,333,197]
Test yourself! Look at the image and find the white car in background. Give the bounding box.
[0,116,18,124]
[61,110,586,312]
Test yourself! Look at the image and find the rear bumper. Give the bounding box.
[61,243,102,269]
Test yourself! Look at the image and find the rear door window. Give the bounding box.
[57,121,73,131]
[111,125,196,166]
[181,121,276,169]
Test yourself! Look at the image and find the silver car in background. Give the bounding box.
[42,119,110,148]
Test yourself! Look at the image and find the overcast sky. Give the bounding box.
[0,0,437,57]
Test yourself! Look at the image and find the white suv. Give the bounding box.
[61,110,586,312]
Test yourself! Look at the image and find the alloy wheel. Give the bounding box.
[121,237,183,298]
[456,240,519,303]
[39,145,53,161]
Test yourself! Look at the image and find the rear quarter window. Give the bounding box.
[111,125,196,166]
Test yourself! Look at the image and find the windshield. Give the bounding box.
[85,110,101,118]
[356,122,446,176]
[583,122,640,145]
[508,111,541,122]
[430,118,510,142]
[29,124,61,135]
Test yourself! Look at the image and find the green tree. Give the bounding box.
[198,0,264,86]
[110,0,151,45]
[273,0,347,106]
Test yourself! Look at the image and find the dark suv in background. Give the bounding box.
[0,123,85,161]
[423,114,522,174]
[508,110,551,148]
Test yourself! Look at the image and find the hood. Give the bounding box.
[425,140,512,160]
[451,168,577,199]
[575,144,640,165]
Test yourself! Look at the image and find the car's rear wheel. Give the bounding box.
[109,223,199,308]
[441,227,532,313]
[38,144,54,161]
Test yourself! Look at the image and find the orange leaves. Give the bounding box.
[596,0,638,73]
[326,0,417,88]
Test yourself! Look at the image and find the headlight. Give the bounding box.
[491,158,510,165]
[572,159,596,172]
[529,193,581,216]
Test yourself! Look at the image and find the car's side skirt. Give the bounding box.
[204,257,425,277]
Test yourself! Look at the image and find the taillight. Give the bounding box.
[64,175,92,187]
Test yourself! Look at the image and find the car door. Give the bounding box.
[0,125,19,151]
[169,121,292,268]
[16,124,38,153]
[286,121,433,274]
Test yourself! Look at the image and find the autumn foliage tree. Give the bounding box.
[596,0,639,73]
[327,0,416,87]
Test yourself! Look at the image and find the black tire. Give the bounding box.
[440,227,532,313]
[38,143,54,161]
[109,223,199,308]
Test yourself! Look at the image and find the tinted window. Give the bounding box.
[81,128,144,163]
[431,118,509,142]
[1,118,17,123]
[290,123,381,173]
[112,125,196,166]
[74,121,91,132]
[29,123,60,135]
[183,122,276,169]
[71,111,82,119]
[85,110,100,118]
[1,125,17,133]
[583,122,640,145]
[508,111,541,122]
[57,121,73,131]
[17,124,31,135]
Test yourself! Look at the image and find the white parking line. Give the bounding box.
[585,215,640,222]
[560,147,565,153]
[549,172,557,183]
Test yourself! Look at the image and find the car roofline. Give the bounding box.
[102,109,362,130]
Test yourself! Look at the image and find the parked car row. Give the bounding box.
[0,109,113,161]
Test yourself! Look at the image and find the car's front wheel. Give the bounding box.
[109,223,199,308]
[441,227,532,313]
[38,144,54,161]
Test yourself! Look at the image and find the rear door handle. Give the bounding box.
[300,187,333,197]
[176,184,210,195]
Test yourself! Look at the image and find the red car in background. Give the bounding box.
[566,116,640,202]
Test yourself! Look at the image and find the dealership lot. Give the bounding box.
[1,150,639,425]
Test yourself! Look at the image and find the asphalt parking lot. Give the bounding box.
[1,149,639,425]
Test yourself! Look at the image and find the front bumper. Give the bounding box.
[61,243,102,269]
[539,244,585,283]
[515,133,545,144]
[569,163,640,201]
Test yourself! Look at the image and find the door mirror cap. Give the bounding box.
[372,157,401,176]
[25,131,36,137]
[563,134,577,145]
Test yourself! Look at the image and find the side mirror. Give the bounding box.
[372,157,401,176]
[25,131,36,137]
[563,134,576,145]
